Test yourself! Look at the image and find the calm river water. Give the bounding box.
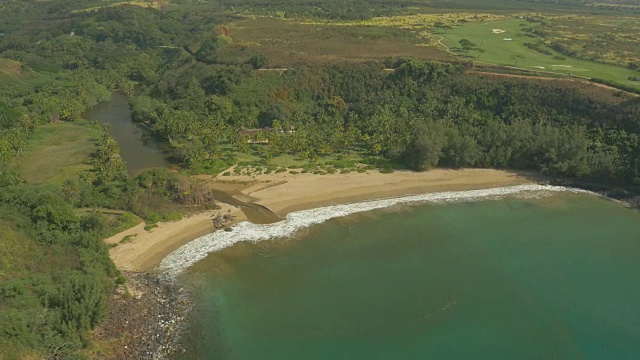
[83,92,171,175]
[83,93,279,223]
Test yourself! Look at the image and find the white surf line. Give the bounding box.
[158,184,593,279]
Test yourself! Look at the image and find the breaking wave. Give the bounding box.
[158,184,592,279]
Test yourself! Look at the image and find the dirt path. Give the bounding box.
[429,34,638,96]
[431,33,454,55]
[255,68,288,73]
[470,70,639,97]
[474,61,591,81]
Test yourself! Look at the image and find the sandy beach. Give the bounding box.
[105,168,534,271]
[104,203,245,272]
[227,168,534,216]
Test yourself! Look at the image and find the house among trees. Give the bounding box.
[237,126,296,144]
[237,127,273,144]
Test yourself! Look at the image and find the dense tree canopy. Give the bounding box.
[127,54,640,187]
[1,0,639,358]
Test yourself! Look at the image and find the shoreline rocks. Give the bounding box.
[212,211,237,229]
[549,178,640,209]
[92,271,190,360]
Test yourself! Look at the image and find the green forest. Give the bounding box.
[0,0,639,358]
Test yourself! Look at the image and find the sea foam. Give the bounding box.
[158,184,591,279]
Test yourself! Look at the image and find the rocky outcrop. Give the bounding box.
[92,272,190,359]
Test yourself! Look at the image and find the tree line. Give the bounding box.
[1,2,640,358]
[131,54,640,187]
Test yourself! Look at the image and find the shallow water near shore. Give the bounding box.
[171,192,640,359]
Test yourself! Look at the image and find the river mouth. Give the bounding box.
[210,189,282,224]
[83,92,173,176]
[84,93,281,223]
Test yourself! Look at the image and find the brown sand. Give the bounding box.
[225,168,535,216]
[105,168,535,271]
[104,203,245,272]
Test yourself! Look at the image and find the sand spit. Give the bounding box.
[105,203,245,272]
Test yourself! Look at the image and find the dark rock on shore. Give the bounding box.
[92,271,190,359]
[212,212,237,229]
[628,196,640,209]
[549,178,640,209]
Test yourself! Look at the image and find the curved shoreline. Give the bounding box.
[104,168,531,272]
[104,204,246,272]
[158,184,593,279]
[227,168,536,216]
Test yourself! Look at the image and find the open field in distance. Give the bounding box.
[229,18,452,66]
[436,18,640,90]
[11,123,102,184]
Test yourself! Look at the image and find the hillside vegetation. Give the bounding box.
[0,0,639,358]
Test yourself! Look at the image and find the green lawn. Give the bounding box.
[439,18,640,90]
[216,144,370,168]
[193,143,383,175]
[12,122,102,184]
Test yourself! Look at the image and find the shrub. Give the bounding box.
[120,235,135,244]
[162,211,184,222]
[146,212,161,224]
[523,42,552,56]
[115,274,127,285]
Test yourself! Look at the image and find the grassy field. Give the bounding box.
[229,18,452,66]
[12,122,102,184]
[190,141,393,175]
[439,18,640,90]
[227,15,640,90]
[0,58,21,78]
[306,12,507,29]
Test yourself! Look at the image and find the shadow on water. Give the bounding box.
[210,189,282,224]
[83,92,173,176]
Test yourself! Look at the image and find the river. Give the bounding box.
[83,92,172,176]
[83,93,280,223]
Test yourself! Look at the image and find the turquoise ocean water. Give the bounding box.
[171,192,640,360]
